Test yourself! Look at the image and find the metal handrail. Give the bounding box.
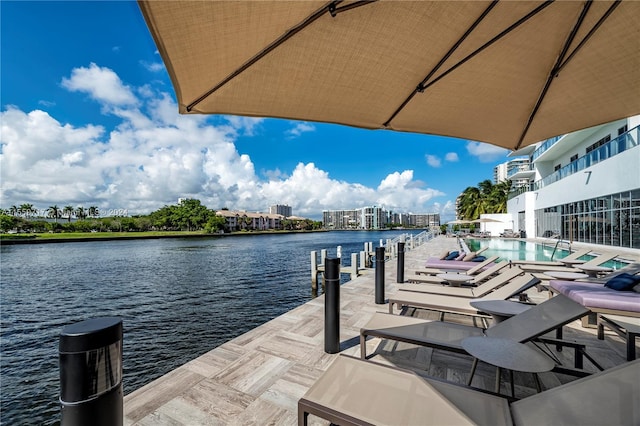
[550,239,572,260]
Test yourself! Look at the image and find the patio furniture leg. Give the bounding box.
[509,369,515,397]
[467,358,479,386]
[298,408,308,426]
[533,373,543,393]
[628,332,638,361]
[555,326,563,352]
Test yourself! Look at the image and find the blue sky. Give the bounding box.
[1,1,510,221]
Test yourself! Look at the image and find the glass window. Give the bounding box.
[631,207,640,248]
[631,189,640,207]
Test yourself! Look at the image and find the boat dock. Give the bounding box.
[123,236,635,425]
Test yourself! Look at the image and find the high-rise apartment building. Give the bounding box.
[322,207,439,230]
[269,204,292,217]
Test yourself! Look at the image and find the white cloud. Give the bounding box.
[141,61,164,72]
[285,122,315,138]
[1,64,447,218]
[61,63,137,106]
[38,100,56,108]
[223,116,265,137]
[445,152,459,162]
[466,141,508,162]
[425,154,441,167]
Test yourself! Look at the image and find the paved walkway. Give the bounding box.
[124,236,633,425]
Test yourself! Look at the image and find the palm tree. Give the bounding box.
[458,186,483,219]
[62,205,75,222]
[47,205,61,222]
[75,206,87,220]
[487,180,511,213]
[9,205,18,216]
[19,203,36,218]
[457,179,510,219]
[88,206,99,218]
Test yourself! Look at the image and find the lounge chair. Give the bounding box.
[549,279,640,328]
[406,260,514,288]
[389,273,540,319]
[298,355,512,426]
[401,265,524,298]
[588,262,640,284]
[363,293,590,364]
[510,248,592,266]
[509,358,640,425]
[298,355,640,426]
[519,252,620,274]
[423,251,491,272]
[415,255,499,276]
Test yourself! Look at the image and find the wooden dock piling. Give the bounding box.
[311,247,364,291]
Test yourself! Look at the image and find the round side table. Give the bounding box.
[462,336,554,397]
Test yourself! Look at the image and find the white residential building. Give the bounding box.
[494,158,533,191]
[493,162,508,184]
[216,210,284,232]
[506,116,640,249]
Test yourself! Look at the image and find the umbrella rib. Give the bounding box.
[555,0,621,75]
[185,0,377,112]
[383,0,499,128]
[332,0,378,17]
[419,0,554,94]
[514,0,596,150]
[384,0,554,129]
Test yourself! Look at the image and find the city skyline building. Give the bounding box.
[269,204,292,217]
[322,206,440,230]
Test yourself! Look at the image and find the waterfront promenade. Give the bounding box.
[123,236,636,425]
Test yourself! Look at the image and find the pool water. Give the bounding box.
[466,239,627,269]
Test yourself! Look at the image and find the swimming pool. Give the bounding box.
[466,239,627,269]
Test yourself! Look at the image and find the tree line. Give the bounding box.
[0,199,321,234]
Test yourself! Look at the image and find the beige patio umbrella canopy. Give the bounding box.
[138,0,639,150]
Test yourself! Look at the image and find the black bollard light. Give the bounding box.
[324,258,340,353]
[375,246,385,304]
[397,242,405,283]
[59,317,123,426]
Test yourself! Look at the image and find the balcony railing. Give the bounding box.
[506,163,534,179]
[509,126,639,199]
[531,135,564,162]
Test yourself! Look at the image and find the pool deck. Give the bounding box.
[123,236,639,425]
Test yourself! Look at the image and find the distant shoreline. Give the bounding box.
[0,229,329,245]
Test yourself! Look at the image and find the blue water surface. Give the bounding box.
[0,230,408,425]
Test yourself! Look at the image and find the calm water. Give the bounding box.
[0,230,409,425]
